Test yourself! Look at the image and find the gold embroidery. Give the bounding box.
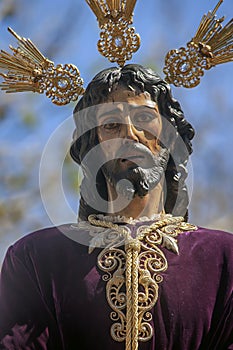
[89,215,197,350]
[98,247,127,341]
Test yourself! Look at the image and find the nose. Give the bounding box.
[122,118,140,142]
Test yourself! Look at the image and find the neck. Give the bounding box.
[106,180,165,219]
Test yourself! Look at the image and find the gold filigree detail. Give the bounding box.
[89,215,197,349]
[86,0,140,66]
[163,0,233,88]
[0,28,85,105]
[98,247,127,342]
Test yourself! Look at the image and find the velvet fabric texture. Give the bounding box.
[0,224,232,350]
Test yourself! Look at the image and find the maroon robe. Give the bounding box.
[0,223,232,349]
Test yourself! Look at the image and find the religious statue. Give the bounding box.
[0,1,232,349]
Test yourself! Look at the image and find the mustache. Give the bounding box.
[102,145,170,198]
[116,142,155,163]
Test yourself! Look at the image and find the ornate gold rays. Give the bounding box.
[164,0,233,88]
[86,0,140,67]
[0,1,232,104]
[0,28,85,105]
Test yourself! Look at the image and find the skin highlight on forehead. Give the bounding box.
[96,89,158,119]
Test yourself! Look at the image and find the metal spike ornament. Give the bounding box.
[163,0,233,88]
[0,28,85,105]
[86,0,140,67]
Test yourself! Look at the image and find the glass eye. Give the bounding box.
[103,122,119,130]
[134,113,155,123]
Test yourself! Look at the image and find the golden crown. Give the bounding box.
[0,0,232,105]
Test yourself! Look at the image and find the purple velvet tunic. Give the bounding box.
[0,224,232,349]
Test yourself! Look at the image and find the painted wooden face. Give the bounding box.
[96,87,162,169]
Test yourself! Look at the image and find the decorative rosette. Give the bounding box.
[163,42,212,88]
[98,18,140,67]
[163,0,233,88]
[86,0,140,66]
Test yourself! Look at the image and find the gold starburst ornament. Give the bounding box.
[163,0,233,88]
[86,0,141,67]
[0,28,85,105]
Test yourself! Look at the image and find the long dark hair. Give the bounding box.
[70,64,195,220]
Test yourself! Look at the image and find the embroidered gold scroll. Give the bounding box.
[93,216,197,350]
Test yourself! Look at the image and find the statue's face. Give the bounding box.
[96,88,162,164]
[95,86,168,199]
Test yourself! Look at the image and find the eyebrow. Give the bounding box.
[98,107,122,119]
[97,104,157,119]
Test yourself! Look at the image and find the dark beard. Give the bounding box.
[102,143,169,200]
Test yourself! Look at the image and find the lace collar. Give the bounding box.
[87,213,171,225]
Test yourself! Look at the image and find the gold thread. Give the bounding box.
[131,244,139,350]
[90,215,197,349]
[125,244,132,349]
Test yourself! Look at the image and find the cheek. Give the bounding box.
[97,129,122,159]
[143,138,161,154]
[141,119,162,152]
